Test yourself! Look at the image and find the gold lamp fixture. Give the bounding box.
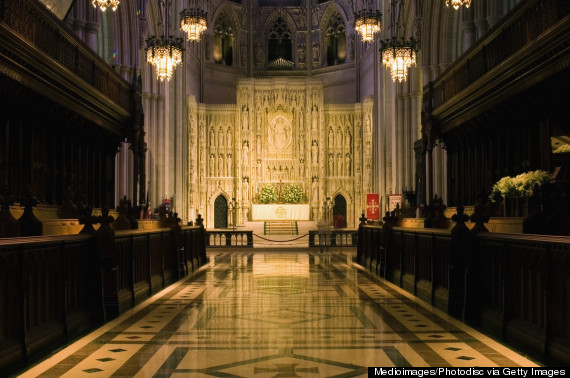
[354,4,382,42]
[180,0,208,41]
[92,0,119,12]
[381,37,417,82]
[146,0,184,81]
[380,0,418,82]
[446,0,472,10]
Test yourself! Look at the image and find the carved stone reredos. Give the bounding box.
[187,78,373,228]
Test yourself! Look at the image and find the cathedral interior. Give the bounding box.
[1,0,570,374]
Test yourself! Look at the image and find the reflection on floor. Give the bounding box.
[20,249,539,377]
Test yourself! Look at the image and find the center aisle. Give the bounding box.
[21,249,538,377]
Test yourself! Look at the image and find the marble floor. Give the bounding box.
[19,249,539,377]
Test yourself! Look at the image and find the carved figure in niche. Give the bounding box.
[312,106,318,130]
[345,154,352,176]
[338,153,343,176]
[243,177,249,202]
[256,110,262,129]
[299,159,305,177]
[345,129,352,150]
[328,128,334,150]
[312,178,318,202]
[312,42,320,66]
[218,154,224,175]
[328,154,334,175]
[255,43,263,66]
[209,128,215,152]
[226,154,232,176]
[209,154,214,175]
[227,128,232,149]
[298,8,306,29]
[218,128,224,147]
[242,141,249,166]
[298,43,306,64]
[242,107,249,130]
[336,128,342,148]
[311,141,318,164]
[269,116,291,151]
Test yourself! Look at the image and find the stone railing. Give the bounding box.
[206,230,254,248]
[308,229,358,247]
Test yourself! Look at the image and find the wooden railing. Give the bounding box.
[0,0,132,113]
[357,223,570,365]
[0,225,207,375]
[206,230,253,248]
[308,229,357,247]
[473,233,570,365]
[426,0,570,111]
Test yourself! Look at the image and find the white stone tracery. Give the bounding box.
[188,78,372,228]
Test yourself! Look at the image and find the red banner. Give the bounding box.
[366,193,380,220]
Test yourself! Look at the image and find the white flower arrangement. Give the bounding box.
[283,184,303,203]
[258,184,278,203]
[490,170,550,201]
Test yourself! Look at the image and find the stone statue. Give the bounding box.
[328,154,334,175]
[345,154,352,176]
[312,106,318,129]
[328,128,334,149]
[311,141,318,164]
[312,179,318,202]
[242,141,249,166]
[243,178,249,202]
[242,107,249,130]
[226,154,232,176]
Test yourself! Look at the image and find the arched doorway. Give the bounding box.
[333,194,347,228]
[214,195,228,228]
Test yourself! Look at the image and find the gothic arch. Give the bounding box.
[210,5,241,65]
[263,9,298,64]
[209,189,231,228]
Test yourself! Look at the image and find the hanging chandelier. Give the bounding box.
[146,36,184,81]
[180,0,208,41]
[146,0,184,81]
[92,0,119,12]
[354,9,382,42]
[446,0,472,9]
[381,37,417,82]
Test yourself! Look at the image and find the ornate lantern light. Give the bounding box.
[446,0,472,10]
[146,0,184,81]
[180,0,208,41]
[380,0,418,82]
[381,37,417,82]
[92,0,119,12]
[354,8,382,42]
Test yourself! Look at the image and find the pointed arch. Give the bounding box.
[320,3,347,67]
[265,9,296,63]
[211,5,240,65]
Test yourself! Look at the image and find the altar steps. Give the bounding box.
[264,221,298,235]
